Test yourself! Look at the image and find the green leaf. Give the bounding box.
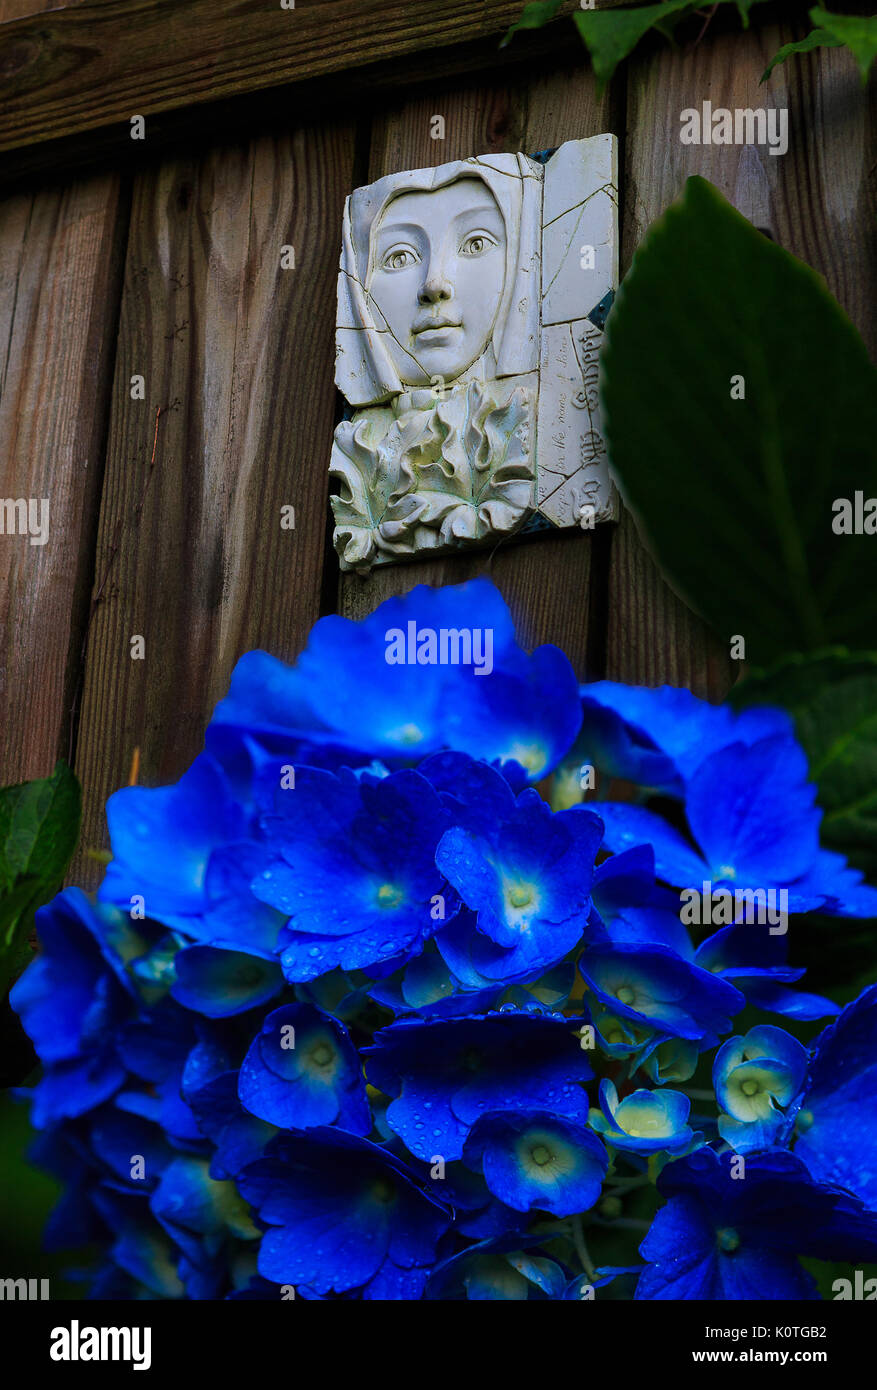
[761,27,844,83]
[504,0,773,85]
[600,176,877,666]
[571,0,773,88]
[573,1,694,90]
[734,0,765,26]
[500,0,564,48]
[731,650,877,881]
[810,8,877,82]
[0,761,81,990]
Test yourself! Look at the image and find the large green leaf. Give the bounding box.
[600,176,877,666]
[573,0,693,89]
[731,650,877,880]
[500,0,563,48]
[504,1,773,86]
[761,26,844,83]
[809,8,877,82]
[0,761,81,991]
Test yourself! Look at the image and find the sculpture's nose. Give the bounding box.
[418,271,452,304]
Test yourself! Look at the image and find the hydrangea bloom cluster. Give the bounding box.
[12,580,877,1300]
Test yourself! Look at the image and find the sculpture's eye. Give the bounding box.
[381,245,419,271]
[459,231,498,257]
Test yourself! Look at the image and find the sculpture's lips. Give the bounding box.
[413,317,462,338]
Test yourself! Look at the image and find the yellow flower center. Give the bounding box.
[508,884,534,909]
[377,883,404,909]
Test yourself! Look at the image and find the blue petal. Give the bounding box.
[463,1110,607,1216]
[238,1003,369,1134]
[580,944,744,1041]
[100,755,246,929]
[794,983,877,1208]
[596,805,707,886]
[686,738,818,886]
[171,946,284,1018]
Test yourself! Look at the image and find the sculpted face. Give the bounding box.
[367,177,507,387]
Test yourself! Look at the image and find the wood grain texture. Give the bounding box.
[0,0,631,156]
[0,0,91,21]
[336,58,622,678]
[607,13,876,696]
[0,0,66,20]
[0,171,126,785]
[606,511,736,699]
[622,11,877,353]
[71,122,355,880]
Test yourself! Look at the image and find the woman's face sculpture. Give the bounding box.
[367,177,507,388]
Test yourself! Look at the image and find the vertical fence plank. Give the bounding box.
[606,511,736,699]
[607,15,875,696]
[72,123,356,880]
[622,17,876,347]
[336,59,621,676]
[0,172,126,784]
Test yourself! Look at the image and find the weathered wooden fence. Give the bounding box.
[0,0,874,888]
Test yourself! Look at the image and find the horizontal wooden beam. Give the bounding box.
[0,0,609,156]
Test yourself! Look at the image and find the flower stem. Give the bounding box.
[570,1213,596,1280]
[606,1174,650,1191]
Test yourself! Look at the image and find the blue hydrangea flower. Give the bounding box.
[578,681,793,793]
[10,889,136,1127]
[12,574,877,1304]
[426,1236,570,1300]
[598,736,877,919]
[238,1128,451,1298]
[171,945,284,1018]
[434,788,603,984]
[591,1079,698,1156]
[366,943,502,1017]
[183,1063,276,1182]
[792,983,877,1208]
[88,1105,174,1192]
[411,1160,527,1240]
[364,1007,592,1161]
[149,1154,261,1286]
[197,843,288,957]
[640,1037,701,1086]
[212,580,581,778]
[252,766,453,980]
[589,845,695,957]
[237,1002,369,1134]
[579,943,744,1043]
[586,1012,704,1087]
[695,924,839,1020]
[463,1109,607,1215]
[98,754,246,933]
[587,1007,659,1067]
[637,1148,877,1300]
[90,1188,186,1298]
[713,1024,808,1153]
[113,1004,204,1146]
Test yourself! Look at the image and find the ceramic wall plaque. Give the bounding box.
[330,135,619,572]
